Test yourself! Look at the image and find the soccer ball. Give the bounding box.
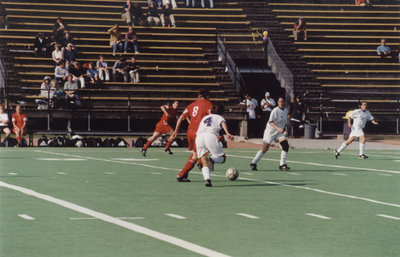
[226,167,239,181]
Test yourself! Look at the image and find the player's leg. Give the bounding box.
[177,131,197,181]
[206,134,226,165]
[250,142,270,170]
[358,135,368,158]
[196,134,213,187]
[141,131,161,156]
[335,136,355,159]
[278,139,290,170]
[2,127,11,143]
[163,128,175,154]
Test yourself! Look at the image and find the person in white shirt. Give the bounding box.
[96,55,110,81]
[250,97,291,171]
[335,101,378,159]
[239,93,258,138]
[0,104,11,145]
[52,44,63,66]
[196,104,233,187]
[260,91,276,126]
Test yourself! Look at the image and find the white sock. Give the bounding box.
[359,143,365,155]
[251,150,264,164]
[211,156,224,164]
[337,143,347,153]
[280,151,288,166]
[202,166,211,181]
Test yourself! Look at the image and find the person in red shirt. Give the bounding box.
[170,89,213,182]
[12,104,28,147]
[141,101,179,156]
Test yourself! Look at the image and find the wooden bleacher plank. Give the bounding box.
[317,77,400,80]
[273,9,400,14]
[284,28,400,33]
[14,57,210,64]
[276,15,400,20]
[14,64,213,71]
[294,42,398,46]
[321,84,400,88]
[280,22,400,26]
[20,80,220,86]
[303,55,384,59]
[308,62,400,66]
[268,3,400,8]
[312,69,400,73]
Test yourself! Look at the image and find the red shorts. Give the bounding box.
[155,121,173,134]
[187,129,197,151]
[13,126,26,134]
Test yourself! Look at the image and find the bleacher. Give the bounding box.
[0,0,260,129]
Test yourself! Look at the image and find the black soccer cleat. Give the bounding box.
[197,162,203,170]
[250,163,257,171]
[205,179,212,187]
[279,164,291,171]
[140,147,146,157]
[334,150,340,159]
[177,176,191,182]
[164,148,173,155]
[358,154,368,159]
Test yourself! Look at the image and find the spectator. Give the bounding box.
[48,34,57,53]
[201,0,213,8]
[35,76,52,110]
[0,104,11,146]
[127,56,140,83]
[108,24,123,56]
[52,44,64,66]
[293,17,307,41]
[87,62,100,86]
[163,0,177,8]
[148,0,162,6]
[0,4,8,30]
[96,55,110,81]
[12,105,27,147]
[161,2,176,27]
[113,57,128,82]
[239,93,258,138]
[260,92,276,126]
[377,38,395,62]
[147,1,161,26]
[33,32,48,57]
[54,61,69,84]
[186,0,195,7]
[61,32,75,49]
[132,2,145,26]
[122,0,134,26]
[69,62,86,88]
[355,0,372,7]
[53,17,68,43]
[64,74,81,107]
[124,26,139,54]
[291,96,304,138]
[63,43,78,64]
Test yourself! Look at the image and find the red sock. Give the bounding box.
[178,154,196,178]
[16,136,21,142]
[143,139,152,150]
[218,135,223,142]
[197,159,202,166]
[164,139,173,151]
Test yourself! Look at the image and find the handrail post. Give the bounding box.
[88,95,91,132]
[128,95,131,132]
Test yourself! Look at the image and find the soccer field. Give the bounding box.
[1,147,399,257]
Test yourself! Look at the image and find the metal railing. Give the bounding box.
[0,49,8,106]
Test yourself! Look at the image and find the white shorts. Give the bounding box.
[196,133,224,158]
[349,128,364,138]
[263,129,285,144]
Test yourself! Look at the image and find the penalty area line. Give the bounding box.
[0,181,230,257]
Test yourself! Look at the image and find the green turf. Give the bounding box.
[1,147,399,257]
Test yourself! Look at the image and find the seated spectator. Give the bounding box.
[377,38,395,62]
[52,44,64,66]
[64,74,81,107]
[87,62,100,86]
[54,61,69,84]
[108,24,123,56]
[96,55,110,81]
[186,0,195,7]
[113,57,128,82]
[127,56,140,83]
[161,2,176,27]
[163,0,177,8]
[61,32,75,49]
[355,0,372,7]
[0,104,11,146]
[0,4,8,30]
[36,76,52,110]
[12,105,27,147]
[132,2,145,26]
[69,62,86,88]
[201,0,213,8]
[122,0,134,26]
[147,1,161,26]
[53,17,68,43]
[33,32,48,57]
[293,17,307,41]
[63,43,78,64]
[124,26,139,53]
[48,34,57,53]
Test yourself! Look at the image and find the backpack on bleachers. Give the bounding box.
[134,137,147,147]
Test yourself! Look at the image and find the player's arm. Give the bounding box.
[269,121,284,134]
[160,105,169,116]
[348,117,353,128]
[186,117,191,124]
[12,118,19,131]
[221,121,233,141]
[372,120,379,125]
[21,118,27,130]
[170,114,186,140]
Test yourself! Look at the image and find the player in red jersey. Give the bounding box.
[140,101,179,156]
[170,89,213,182]
[12,104,27,147]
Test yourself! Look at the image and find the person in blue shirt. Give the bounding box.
[377,38,395,62]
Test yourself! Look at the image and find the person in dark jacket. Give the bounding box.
[161,2,176,27]
[147,1,161,26]
[291,96,305,138]
[33,32,48,57]
[53,17,68,43]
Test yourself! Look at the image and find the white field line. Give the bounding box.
[287,172,301,176]
[226,154,400,175]
[377,174,393,177]
[306,213,332,220]
[241,172,254,176]
[70,217,145,220]
[152,172,162,175]
[104,172,116,175]
[8,173,18,175]
[36,158,87,161]
[166,214,187,219]
[112,158,159,161]
[331,173,348,176]
[18,214,35,220]
[236,213,259,219]
[34,150,400,209]
[376,214,400,221]
[0,181,230,257]
[57,172,67,175]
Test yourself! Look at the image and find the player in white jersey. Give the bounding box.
[250,97,291,171]
[335,101,379,159]
[0,104,11,145]
[196,104,233,187]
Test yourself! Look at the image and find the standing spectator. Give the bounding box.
[12,105,27,147]
[132,2,145,26]
[291,96,304,138]
[54,61,69,84]
[113,57,128,82]
[96,55,110,81]
[61,32,75,49]
[64,74,81,107]
[147,1,161,26]
[124,26,139,53]
[0,104,11,146]
[127,56,140,83]
[86,62,100,87]
[52,44,64,66]
[63,43,78,64]
[33,32,48,57]
[186,0,195,7]
[293,17,307,41]
[239,93,258,138]
[122,0,134,26]
[260,92,276,126]
[161,2,176,27]
[163,0,177,8]
[108,24,123,56]
[201,0,213,8]
[0,4,8,30]
[377,38,395,62]
[69,62,86,88]
[53,17,68,43]
[355,0,372,7]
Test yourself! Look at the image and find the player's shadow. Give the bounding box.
[214,179,317,188]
